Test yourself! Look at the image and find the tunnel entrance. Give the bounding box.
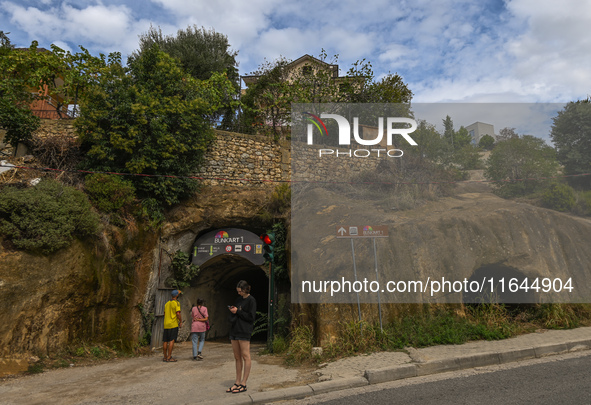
[184,227,270,342]
[184,254,268,341]
[463,262,537,308]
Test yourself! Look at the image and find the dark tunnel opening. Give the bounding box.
[463,262,538,311]
[183,254,269,342]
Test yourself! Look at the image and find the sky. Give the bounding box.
[2,0,590,136]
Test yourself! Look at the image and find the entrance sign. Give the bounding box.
[192,228,265,266]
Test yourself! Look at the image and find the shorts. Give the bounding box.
[229,335,251,341]
[163,327,179,343]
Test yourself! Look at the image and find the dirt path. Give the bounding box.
[0,341,315,405]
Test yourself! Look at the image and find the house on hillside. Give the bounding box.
[466,121,495,145]
[239,54,365,139]
[14,47,75,120]
[240,54,344,93]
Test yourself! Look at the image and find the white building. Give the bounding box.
[466,122,495,145]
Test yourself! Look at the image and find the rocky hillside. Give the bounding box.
[291,183,591,341]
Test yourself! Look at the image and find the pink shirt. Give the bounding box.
[191,306,208,333]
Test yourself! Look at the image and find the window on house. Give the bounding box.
[302,65,312,76]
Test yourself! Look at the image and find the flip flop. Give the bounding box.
[167,357,177,362]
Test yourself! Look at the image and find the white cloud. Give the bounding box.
[2,0,590,102]
[151,0,279,49]
[2,1,150,55]
[504,0,591,101]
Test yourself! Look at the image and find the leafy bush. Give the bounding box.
[84,174,136,213]
[478,134,495,150]
[166,250,200,289]
[0,180,100,254]
[576,191,591,216]
[485,135,559,197]
[452,144,484,170]
[541,182,576,212]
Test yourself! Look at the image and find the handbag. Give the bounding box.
[197,307,210,331]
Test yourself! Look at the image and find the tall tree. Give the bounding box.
[407,119,445,165]
[454,125,472,150]
[550,98,591,189]
[130,25,239,128]
[242,51,413,141]
[442,115,455,148]
[77,45,234,218]
[0,36,106,148]
[240,57,294,140]
[497,127,518,142]
[0,35,40,148]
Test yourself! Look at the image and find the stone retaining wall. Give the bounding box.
[16,123,386,185]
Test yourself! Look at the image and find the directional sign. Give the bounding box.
[336,225,389,238]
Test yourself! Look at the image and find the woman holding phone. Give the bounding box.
[226,280,256,394]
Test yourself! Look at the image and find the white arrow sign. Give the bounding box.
[338,227,347,236]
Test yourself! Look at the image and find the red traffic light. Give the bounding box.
[260,233,275,245]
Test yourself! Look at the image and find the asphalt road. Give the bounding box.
[288,351,591,405]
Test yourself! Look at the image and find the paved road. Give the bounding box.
[287,351,591,405]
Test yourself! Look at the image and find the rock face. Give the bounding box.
[2,181,591,367]
[0,226,157,374]
[0,185,277,372]
[290,186,591,342]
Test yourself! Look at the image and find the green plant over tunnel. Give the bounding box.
[0,180,100,254]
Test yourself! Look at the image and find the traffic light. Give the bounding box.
[261,232,275,262]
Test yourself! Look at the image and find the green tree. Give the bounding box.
[130,25,239,129]
[550,98,591,188]
[479,134,495,150]
[0,36,107,148]
[442,115,455,148]
[484,135,559,197]
[77,45,234,217]
[240,57,294,140]
[368,73,413,104]
[406,119,445,165]
[242,51,413,141]
[453,144,483,170]
[0,36,41,148]
[455,126,472,150]
[497,127,518,142]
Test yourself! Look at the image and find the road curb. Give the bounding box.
[364,338,591,386]
[221,337,591,404]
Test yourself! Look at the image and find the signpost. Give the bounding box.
[336,225,388,331]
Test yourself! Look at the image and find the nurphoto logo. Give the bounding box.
[303,111,418,158]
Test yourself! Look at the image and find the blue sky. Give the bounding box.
[2,0,590,107]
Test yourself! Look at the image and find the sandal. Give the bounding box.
[226,384,240,393]
[232,385,247,394]
[167,357,177,362]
